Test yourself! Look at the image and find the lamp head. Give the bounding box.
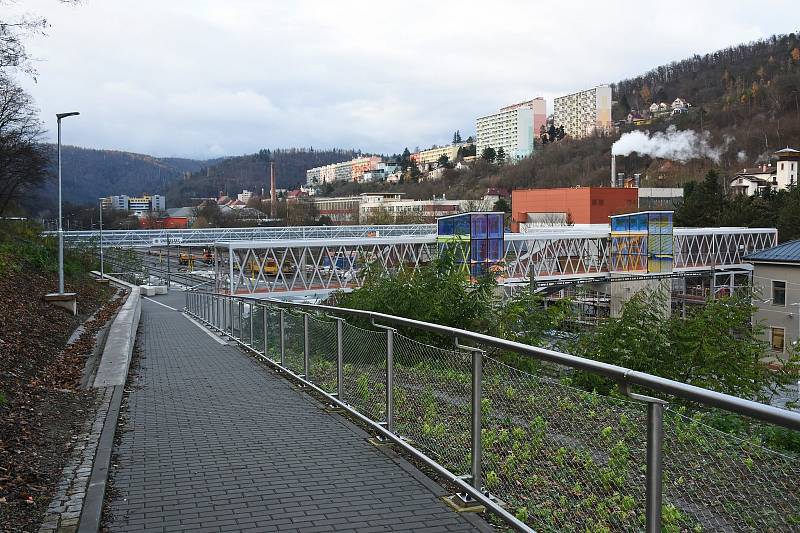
[56,112,80,120]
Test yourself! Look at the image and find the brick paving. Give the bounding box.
[106,293,490,532]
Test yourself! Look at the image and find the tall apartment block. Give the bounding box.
[476,98,544,161]
[553,85,612,139]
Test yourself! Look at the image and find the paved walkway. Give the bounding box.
[106,292,489,533]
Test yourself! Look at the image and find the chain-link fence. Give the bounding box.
[186,293,800,533]
[340,322,387,422]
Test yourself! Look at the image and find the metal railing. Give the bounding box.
[48,223,437,247]
[184,290,800,533]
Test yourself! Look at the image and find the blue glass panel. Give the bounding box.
[438,217,454,236]
[453,214,470,235]
[611,216,629,233]
[632,213,647,232]
[471,214,488,239]
[487,214,504,238]
[488,239,503,260]
[470,263,487,278]
[471,239,488,262]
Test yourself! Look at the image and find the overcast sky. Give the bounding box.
[7,0,798,159]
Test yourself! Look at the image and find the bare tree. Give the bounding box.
[0,74,49,215]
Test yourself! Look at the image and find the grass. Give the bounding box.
[0,220,97,277]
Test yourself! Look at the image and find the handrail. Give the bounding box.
[184,289,800,533]
[199,290,800,432]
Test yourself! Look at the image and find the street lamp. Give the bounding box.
[98,197,105,280]
[56,111,80,294]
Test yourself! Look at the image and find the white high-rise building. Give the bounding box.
[553,85,613,139]
[476,99,543,161]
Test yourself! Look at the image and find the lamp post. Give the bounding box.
[56,111,80,294]
[98,198,105,279]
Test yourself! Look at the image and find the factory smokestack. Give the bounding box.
[270,162,277,219]
[610,154,616,187]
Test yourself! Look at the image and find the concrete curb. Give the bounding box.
[76,385,124,533]
[90,273,141,388]
[76,272,142,532]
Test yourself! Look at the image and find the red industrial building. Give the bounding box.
[139,216,189,229]
[511,187,638,231]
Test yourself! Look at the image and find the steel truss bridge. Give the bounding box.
[208,226,777,297]
[49,224,438,248]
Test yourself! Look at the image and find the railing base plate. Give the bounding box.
[442,494,485,513]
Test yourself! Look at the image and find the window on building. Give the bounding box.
[771,327,785,352]
[772,280,786,306]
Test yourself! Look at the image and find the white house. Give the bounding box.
[775,147,800,189]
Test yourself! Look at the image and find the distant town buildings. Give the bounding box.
[303,193,461,224]
[553,85,612,139]
[729,148,800,195]
[476,98,545,161]
[101,194,165,215]
[305,156,382,187]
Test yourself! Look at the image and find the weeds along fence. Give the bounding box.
[185,291,800,533]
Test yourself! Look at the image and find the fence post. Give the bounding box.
[386,328,394,433]
[618,383,666,533]
[268,305,269,357]
[471,348,483,491]
[645,401,665,533]
[336,318,344,399]
[303,313,310,379]
[238,301,243,341]
[228,298,233,337]
[279,308,286,367]
[250,303,254,346]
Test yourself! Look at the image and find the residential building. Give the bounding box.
[305,156,383,187]
[729,148,800,195]
[746,239,800,356]
[412,144,464,168]
[237,190,254,203]
[775,147,800,188]
[553,85,613,139]
[502,98,547,138]
[729,164,776,195]
[102,194,165,215]
[476,98,544,161]
[511,187,638,231]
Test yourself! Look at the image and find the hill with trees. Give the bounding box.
[163,148,362,206]
[15,145,213,216]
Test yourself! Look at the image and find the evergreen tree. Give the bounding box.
[481,147,496,163]
[496,147,506,165]
[675,169,726,226]
[777,185,800,241]
[452,130,462,144]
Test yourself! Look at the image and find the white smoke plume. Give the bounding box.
[612,126,728,163]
